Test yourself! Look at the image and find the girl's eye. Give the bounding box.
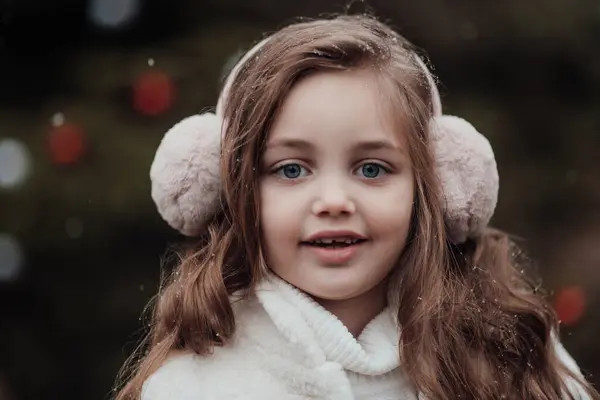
[274,163,308,179]
[356,162,388,179]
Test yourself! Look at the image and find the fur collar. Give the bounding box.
[255,274,400,375]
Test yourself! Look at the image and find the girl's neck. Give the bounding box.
[314,281,388,337]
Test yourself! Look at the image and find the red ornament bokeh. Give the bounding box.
[553,286,586,326]
[132,70,175,116]
[48,122,87,165]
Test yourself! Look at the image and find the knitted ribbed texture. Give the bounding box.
[255,274,418,399]
[257,274,400,374]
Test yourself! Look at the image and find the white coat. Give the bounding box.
[141,275,588,400]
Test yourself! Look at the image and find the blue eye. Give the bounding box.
[357,162,387,179]
[274,163,307,179]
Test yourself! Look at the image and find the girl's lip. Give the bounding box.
[303,229,367,242]
[301,241,366,265]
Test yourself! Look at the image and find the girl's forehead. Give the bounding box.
[264,69,412,153]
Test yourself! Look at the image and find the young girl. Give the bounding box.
[115,15,599,400]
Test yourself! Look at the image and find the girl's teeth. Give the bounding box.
[314,238,358,244]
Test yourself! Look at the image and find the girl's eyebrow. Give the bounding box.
[266,138,403,153]
[352,139,401,152]
[265,138,315,151]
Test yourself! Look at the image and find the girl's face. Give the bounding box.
[260,69,414,301]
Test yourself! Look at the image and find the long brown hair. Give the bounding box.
[114,15,599,400]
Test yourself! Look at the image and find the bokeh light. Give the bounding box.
[0,138,32,190]
[0,234,23,282]
[88,0,140,28]
[554,286,587,326]
[51,112,65,127]
[65,217,84,239]
[132,70,176,116]
[47,122,87,166]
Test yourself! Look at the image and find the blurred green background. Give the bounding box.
[0,0,598,398]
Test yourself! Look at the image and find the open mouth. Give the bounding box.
[301,238,367,248]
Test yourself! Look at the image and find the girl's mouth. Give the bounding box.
[300,237,368,265]
[301,238,367,248]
